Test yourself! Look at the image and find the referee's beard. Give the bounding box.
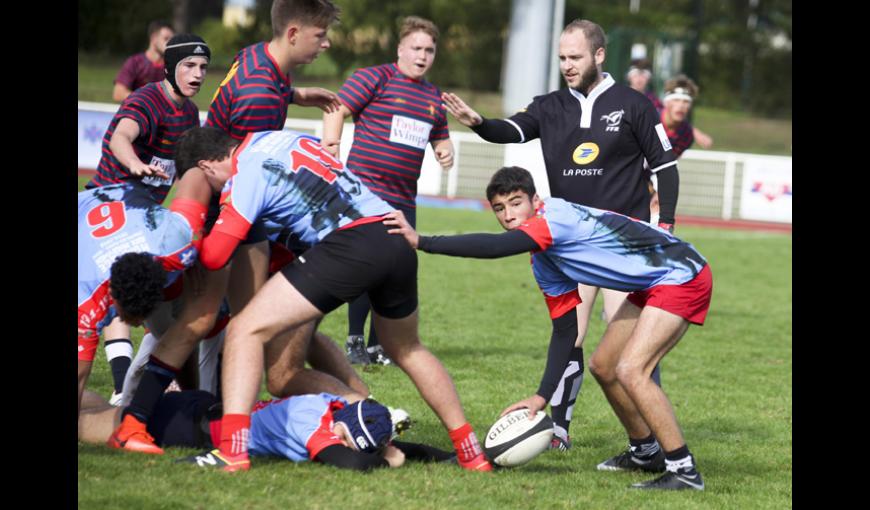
[573,67,601,96]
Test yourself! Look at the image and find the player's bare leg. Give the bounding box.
[600,288,629,323]
[263,321,365,399]
[307,330,370,397]
[206,272,324,471]
[616,306,704,490]
[373,310,492,471]
[589,300,653,439]
[79,391,123,444]
[614,307,689,451]
[226,241,270,315]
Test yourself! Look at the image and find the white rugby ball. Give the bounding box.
[483,409,553,467]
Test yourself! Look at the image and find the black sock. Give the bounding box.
[366,321,380,348]
[629,434,661,459]
[550,347,583,440]
[105,338,133,393]
[122,355,179,423]
[664,444,696,473]
[348,294,371,337]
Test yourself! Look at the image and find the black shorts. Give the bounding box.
[146,390,221,449]
[280,221,418,319]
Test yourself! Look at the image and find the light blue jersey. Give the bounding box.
[248,393,348,462]
[211,130,395,246]
[78,184,201,361]
[518,198,707,317]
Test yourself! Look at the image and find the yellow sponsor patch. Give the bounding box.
[572,142,600,165]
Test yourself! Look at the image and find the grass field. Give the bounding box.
[77,54,792,156]
[77,181,792,508]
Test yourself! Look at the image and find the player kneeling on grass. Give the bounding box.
[384,166,713,491]
[82,389,445,471]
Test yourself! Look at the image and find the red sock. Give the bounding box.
[219,414,251,457]
[449,423,483,463]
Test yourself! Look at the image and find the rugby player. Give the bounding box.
[385,166,711,490]
[82,390,442,471]
[321,15,454,366]
[169,126,492,472]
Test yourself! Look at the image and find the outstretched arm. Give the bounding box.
[442,92,522,143]
[383,210,538,257]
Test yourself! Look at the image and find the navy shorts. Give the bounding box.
[146,390,221,449]
[280,221,418,319]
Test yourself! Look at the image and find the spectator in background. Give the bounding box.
[113,21,175,102]
[321,15,454,367]
[626,59,713,150]
[649,75,704,224]
[626,59,662,110]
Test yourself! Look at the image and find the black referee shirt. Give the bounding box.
[506,74,677,221]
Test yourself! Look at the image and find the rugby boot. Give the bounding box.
[345,335,370,365]
[548,435,572,451]
[107,414,164,455]
[632,469,705,491]
[176,448,250,472]
[596,448,666,472]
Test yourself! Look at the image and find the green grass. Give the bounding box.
[78,199,792,508]
[77,55,791,155]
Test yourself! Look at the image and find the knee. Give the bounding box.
[588,353,616,384]
[614,360,645,389]
[378,337,420,365]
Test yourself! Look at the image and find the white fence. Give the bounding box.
[79,101,792,223]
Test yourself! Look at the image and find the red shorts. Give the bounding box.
[627,264,713,325]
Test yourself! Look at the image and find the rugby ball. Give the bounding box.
[483,410,553,467]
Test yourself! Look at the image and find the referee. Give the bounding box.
[442,19,678,454]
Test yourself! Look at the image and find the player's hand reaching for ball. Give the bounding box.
[294,87,342,113]
[383,210,419,249]
[442,92,483,127]
[500,394,547,420]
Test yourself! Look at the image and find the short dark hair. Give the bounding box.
[148,20,173,38]
[109,252,166,323]
[486,166,537,202]
[562,19,607,54]
[271,0,341,38]
[174,127,238,177]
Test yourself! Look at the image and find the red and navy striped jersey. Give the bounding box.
[658,109,694,158]
[87,82,200,204]
[205,42,294,140]
[338,63,449,209]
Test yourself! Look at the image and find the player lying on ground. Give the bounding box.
[384,166,712,491]
[82,389,447,471]
[159,126,491,472]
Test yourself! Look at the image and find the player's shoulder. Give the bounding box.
[351,63,394,83]
[525,88,574,111]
